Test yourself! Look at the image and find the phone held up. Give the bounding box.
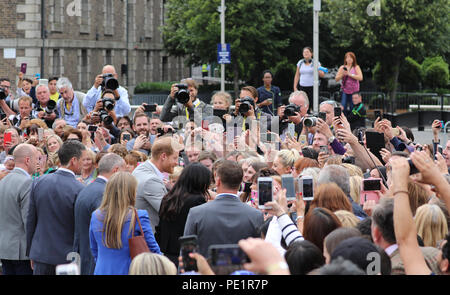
[208,244,250,267]
[257,177,273,209]
[179,235,198,272]
[298,176,314,201]
[282,174,296,201]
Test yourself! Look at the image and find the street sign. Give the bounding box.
[217,43,231,64]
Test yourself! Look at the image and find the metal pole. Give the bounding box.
[313,0,321,112]
[220,0,225,92]
[41,0,46,77]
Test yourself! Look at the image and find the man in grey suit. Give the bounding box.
[73,153,126,275]
[133,136,182,233]
[0,144,39,275]
[184,160,264,257]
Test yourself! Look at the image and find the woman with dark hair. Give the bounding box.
[157,163,211,265]
[335,52,363,114]
[284,240,325,275]
[116,116,133,130]
[303,207,342,253]
[257,70,282,115]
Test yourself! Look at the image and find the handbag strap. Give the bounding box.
[132,208,144,237]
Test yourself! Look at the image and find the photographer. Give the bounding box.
[277,91,310,142]
[56,77,88,128]
[11,96,35,130]
[232,86,272,133]
[160,78,211,123]
[34,84,59,128]
[0,79,16,119]
[83,65,131,118]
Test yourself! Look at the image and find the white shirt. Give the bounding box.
[215,193,239,199]
[58,167,76,177]
[13,167,31,179]
[97,175,108,183]
[385,244,399,256]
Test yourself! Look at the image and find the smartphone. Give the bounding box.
[122,133,131,141]
[3,132,12,147]
[257,177,273,209]
[35,73,41,80]
[300,176,314,201]
[20,63,27,74]
[365,131,385,163]
[143,104,157,112]
[202,120,209,131]
[299,135,307,146]
[334,107,342,118]
[37,128,44,141]
[320,145,329,155]
[282,174,296,201]
[209,244,250,267]
[179,235,198,272]
[374,110,382,120]
[319,112,327,122]
[392,128,400,137]
[287,123,295,138]
[88,125,98,132]
[408,158,420,175]
[362,178,381,191]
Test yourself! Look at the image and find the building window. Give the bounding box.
[145,0,153,39]
[104,0,114,36]
[162,56,168,81]
[105,50,112,65]
[81,49,88,89]
[80,0,90,34]
[52,49,60,76]
[49,0,64,32]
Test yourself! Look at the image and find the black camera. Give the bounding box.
[0,87,6,100]
[45,100,57,115]
[343,66,348,71]
[175,84,190,104]
[102,97,115,111]
[99,109,114,125]
[284,104,301,117]
[238,96,255,115]
[101,74,119,91]
[304,116,318,127]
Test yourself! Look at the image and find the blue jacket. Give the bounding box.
[89,209,161,275]
[73,177,107,275]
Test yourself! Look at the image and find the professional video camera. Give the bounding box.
[175,84,190,104]
[99,109,114,125]
[101,74,119,92]
[0,87,6,100]
[45,100,57,115]
[238,96,255,115]
[284,104,301,117]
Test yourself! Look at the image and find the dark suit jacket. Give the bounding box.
[26,169,85,265]
[73,177,107,275]
[156,193,206,262]
[183,194,264,257]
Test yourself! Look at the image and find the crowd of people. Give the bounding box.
[0,57,449,276]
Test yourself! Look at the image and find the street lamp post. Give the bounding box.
[313,0,321,112]
[220,0,226,92]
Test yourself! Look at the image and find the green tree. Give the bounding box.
[421,56,449,90]
[162,0,292,94]
[324,0,450,104]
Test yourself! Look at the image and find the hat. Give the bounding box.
[330,237,379,274]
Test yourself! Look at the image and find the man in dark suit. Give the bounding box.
[184,160,264,257]
[73,153,126,275]
[0,144,39,275]
[26,140,86,275]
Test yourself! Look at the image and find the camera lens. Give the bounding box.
[304,117,317,127]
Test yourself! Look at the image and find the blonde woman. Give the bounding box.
[45,134,63,154]
[272,149,301,175]
[334,210,360,228]
[415,204,448,248]
[129,253,177,275]
[349,175,363,204]
[76,149,97,185]
[89,172,161,275]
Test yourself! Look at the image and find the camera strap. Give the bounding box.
[185,100,202,119]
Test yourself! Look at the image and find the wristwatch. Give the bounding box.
[328,136,336,144]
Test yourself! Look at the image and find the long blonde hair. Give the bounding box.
[98,172,138,249]
[415,204,448,248]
